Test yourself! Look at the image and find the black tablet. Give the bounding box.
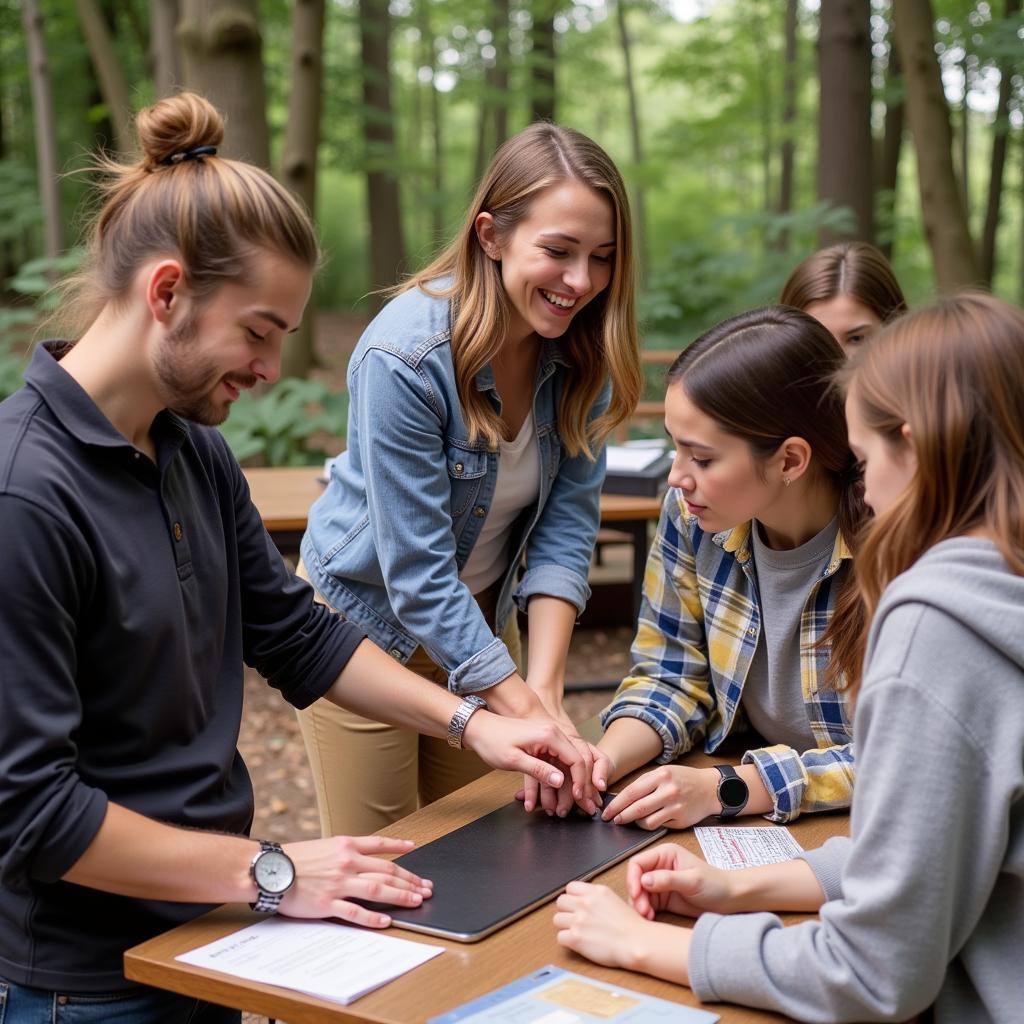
[357,800,666,942]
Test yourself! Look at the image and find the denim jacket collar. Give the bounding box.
[473,337,571,395]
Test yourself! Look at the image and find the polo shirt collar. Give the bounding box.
[25,341,189,454]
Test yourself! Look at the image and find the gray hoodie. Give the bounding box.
[688,538,1024,1022]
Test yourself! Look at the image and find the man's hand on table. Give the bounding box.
[279,836,432,927]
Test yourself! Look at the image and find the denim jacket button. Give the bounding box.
[472,505,486,518]
[454,462,464,475]
[389,648,402,659]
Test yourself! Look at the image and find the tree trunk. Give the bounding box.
[178,0,271,168]
[959,56,971,220]
[359,0,406,296]
[616,0,648,282]
[278,0,326,380]
[876,34,904,260]
[530,1,556,123]
[892,0,980,290]
[151,0,181,97]
[492,0,509,149]
[776,0,798,252]
[21,0,64,260]
[75,0,135,155]
[979,0,1021,286]
[817,0,874,244]
[416,0,444,244]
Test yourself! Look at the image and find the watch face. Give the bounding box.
[719,776,748,809]
[254,850,295,894]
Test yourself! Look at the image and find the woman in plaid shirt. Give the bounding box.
[597,306,869,828]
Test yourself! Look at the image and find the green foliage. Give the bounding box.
[218,377,348,466]
[639,202,858,346]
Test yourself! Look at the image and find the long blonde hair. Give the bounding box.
[403,123,641,457]
[842,292,1024,686]
[52,91,319,337]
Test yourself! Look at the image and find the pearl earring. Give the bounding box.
[783,476,792,487]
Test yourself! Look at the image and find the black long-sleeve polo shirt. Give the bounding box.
[0,343,364,992]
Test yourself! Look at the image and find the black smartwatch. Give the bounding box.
[714,765,749,818]
[249,839,295,913]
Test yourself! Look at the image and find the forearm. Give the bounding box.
[63,803,257,903]
[599,717,664,782]
[726,858,827,913]
[525,595,577,712]
[326,638,466,736]
[631,921,693,985]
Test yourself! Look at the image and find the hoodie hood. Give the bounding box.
[870,537,1024,675]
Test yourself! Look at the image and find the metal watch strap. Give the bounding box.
[250,839,288,914]
[447,695,487,749]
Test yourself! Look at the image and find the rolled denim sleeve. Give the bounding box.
[514,381,610,614]
[600,491,715,760]
[353,348,516,693]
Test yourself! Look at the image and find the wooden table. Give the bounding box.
[243,467,663,615]
[125,750,849,1024]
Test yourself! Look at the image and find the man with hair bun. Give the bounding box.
[0,92,592,1022]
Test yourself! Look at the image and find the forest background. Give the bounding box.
[4,0,1024,463]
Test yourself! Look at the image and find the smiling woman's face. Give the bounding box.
[481,179,616,345]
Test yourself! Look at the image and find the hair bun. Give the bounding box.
[136,92,224,170]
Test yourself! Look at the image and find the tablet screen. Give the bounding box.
[357,800,666,942]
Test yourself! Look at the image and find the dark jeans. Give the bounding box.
[0,978,241,1024]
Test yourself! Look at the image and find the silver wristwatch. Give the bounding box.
[447,694,488,749]
[249,839,295,913]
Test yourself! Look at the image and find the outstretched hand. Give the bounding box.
[600,765,719,830]
[279,835,432,927]
[462,710,604,812]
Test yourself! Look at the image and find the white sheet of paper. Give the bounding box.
[695,826,804,870]
[605,446,665,472]
[176,917,443,1005]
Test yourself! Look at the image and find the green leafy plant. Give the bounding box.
[218,377,348,466]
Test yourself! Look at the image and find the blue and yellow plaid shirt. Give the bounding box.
[602,489,855,822]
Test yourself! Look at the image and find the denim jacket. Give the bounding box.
[301,284,608,695]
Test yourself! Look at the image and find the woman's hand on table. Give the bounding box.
[279,836,432,927]
[600,765,720,830]
[626,842,736,919]
[553,880,692,985]
[520,702,610,818]
[461,707,599,810]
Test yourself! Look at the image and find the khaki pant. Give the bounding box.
[294,563,523,837]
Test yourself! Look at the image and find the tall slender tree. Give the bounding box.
[776,0,798,252]
[359,0,406,295]
[616,0,647,280]
[817,0,874,244]
[530,0,556,122]
[21,0,63,261]
[876,28,904,261]
[893,0,980,290]
[151,0,181,97]
[76,0,134,155]
[279,0,326,379]
[980,0,1022,286]
[178,0,271,167]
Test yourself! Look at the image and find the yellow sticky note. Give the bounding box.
[538,979,640,1019]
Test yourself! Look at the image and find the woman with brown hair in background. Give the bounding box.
[780,240,907,353]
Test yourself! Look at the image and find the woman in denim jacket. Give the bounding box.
[298,123,642,835]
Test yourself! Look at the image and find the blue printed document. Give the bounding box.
[429,964,719,1023]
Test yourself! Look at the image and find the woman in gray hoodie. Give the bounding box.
[553,292,1024,1023]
